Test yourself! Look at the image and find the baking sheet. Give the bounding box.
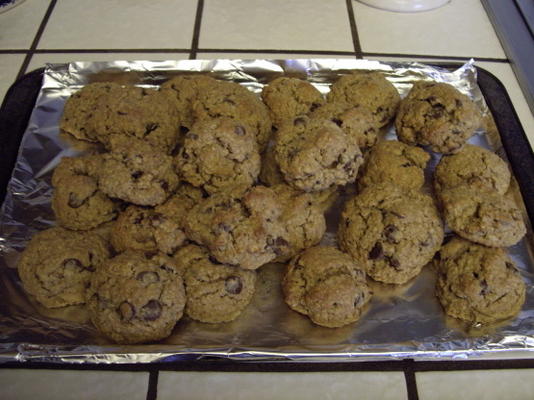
[1,59,533,364]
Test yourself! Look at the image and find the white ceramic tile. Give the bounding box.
[200,0,354,52]
[196,53,357,60]
[354,0,506,58]
[0,54,26,102]
[38,0,197,50]
[0,369,149,400]
[27,52,189,72]
[417,369,534,400]
[158,371,407,400]
[0,0,51,49]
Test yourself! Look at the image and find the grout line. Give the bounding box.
[16,0,58,79]
[146,369,159,400]
[346,0,363,58]
[404,361,420,400]
[189,0,205,59]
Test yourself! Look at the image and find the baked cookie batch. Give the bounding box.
[16,70,529,344]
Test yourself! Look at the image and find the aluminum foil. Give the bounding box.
[1,59,533,364]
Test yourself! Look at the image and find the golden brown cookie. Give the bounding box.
[436,236,526,324]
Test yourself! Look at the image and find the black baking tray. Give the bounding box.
[1,63,534,373]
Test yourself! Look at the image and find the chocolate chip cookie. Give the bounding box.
[395,81,482,154]
[173,245,257,323]
[436,236,526,324]
[97,136,179,206]
[261,77,325,128]
[183,185,289,270]
[327,71,400,127]
[434,144,511,194]
[174,117,261,196]
[439,185,526,247]
[310,101,381,149]
[86,250,186,344]
[51,156,118,231]
[275,116,363,192]
[18,227,110,308]
[357,140,430,191]
[282,246,372,328]
[338,184,444,284]
[192,79,272,151]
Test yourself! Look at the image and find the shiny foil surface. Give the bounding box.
[0,59,533,364]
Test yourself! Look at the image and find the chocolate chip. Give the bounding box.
[140,300,162,321]
[68,192,87,208]
[354,294,363,308]
[344,162,353,172]
[473,272,480,279]
[455,99,463,108]
[136,271,160,285]
[401,162,413,168]
[149,213,163,226]
[131,171,144,180]
[186,132,199,140]
[159,180,169,191]
[117,111,128,116]
[63,258,84,271]
[208,255,223,265]
[310,103,321,112]
[332,118,343,127]
[275,237,289,247]
[505,262,515,270]
[144,123,159,136]
[234,125,246,136]
[294,117,306,126]
[225,276,243,294]
[384,225,398,243]
[368,242,384,260]
[180,126,190,135]
[389,257,401,270]
[118,301,135,321]
[480,279,489,296]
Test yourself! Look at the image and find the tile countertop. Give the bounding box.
[1,1,534,400]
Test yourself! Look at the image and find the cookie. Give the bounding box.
[275,116,363,192]
[183,185,289,270]
[261,77,325,128]
[174,117,261,196]
[91,85,181,154]
[51,156,118,231]
[439,185,526,247]
[310,101,380,149]
[161,74,219,131]
[192,79,272,151]
[434,144,511,194]
[338,184,443,284]
[110,183,203,254]
[357,140,430,191]
[327,71,400,127]
[86,250,186,344]
[271,184,326,262]
[18,227,110,308]
[436,237,525,324]
[97,136,179,206]
[395,81,482,154]
[282,246,371,328]
[173,245,257,323]
[60,82,125,142]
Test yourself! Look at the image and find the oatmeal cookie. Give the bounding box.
[275,116,363,192]
[310,101,381,149]
[327,71,400,127]
[91,85,181,153]
[183,185,289,270]
[436,236,525,324]
[161,74,219,131]
[97,136,179,206]
[18,227,110,308]
[60,82,124,142]
[261,77,325,128]
[51,156,118,231]
[174,117,261,196]
[110,183,203,254]
[282,246,371,328]
[192,79,272,150]
[434,144,511,194]
[173,245,257,323]
[358,140,430,191]
[395,81,482,154]
[439,185,526,247]
[339,184,443,284]
[86,250,186,344]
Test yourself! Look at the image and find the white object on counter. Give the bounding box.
[357,0,450,12]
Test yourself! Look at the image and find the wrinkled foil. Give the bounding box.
[1,59,533,364]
